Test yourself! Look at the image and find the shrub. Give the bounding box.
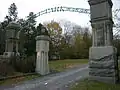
[0,61,15,77]
[10,55,36,73]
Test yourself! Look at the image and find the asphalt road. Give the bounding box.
[0,64,89,90]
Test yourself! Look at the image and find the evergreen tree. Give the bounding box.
[8,3,18,21]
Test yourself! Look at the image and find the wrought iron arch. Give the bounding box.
[33,6,120,28]
[26,6,120,36]
[34,6,90,18]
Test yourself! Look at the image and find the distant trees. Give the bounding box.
[43,20,92,59]
[60,22,92,59]
[73,27,91,58]
[113,37,120,56]
[0,25,6,54]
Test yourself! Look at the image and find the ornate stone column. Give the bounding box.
[3,22,21,57]
[88,0,119,83]
[35,26,50,75]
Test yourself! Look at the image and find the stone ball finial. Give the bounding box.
[6,21,21,31]
[40,26,49,36]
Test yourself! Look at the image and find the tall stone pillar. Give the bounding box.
[35,26,50,75]
[3,22,21,57]
[88,0,119,83]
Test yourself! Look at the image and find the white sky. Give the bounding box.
[0,0,120,27]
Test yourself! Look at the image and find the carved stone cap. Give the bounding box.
[6,21,21,30]
[36,35,50,41]
[88,0,113,7]
[90,17,114,24]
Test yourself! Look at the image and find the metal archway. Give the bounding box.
[34,6,90,18]
[27,6,120,36]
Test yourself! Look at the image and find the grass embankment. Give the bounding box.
[71,79,120,90]
[71,62,120,90]
[0,74,41,86]
[49,59,88,72]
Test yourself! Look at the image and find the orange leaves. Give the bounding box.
[44,20,62,36]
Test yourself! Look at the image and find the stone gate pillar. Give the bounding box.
[88,0,119,83]
[35,26,50,75]
[3,22,21,57]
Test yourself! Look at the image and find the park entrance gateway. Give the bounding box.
[2,0,119,83]
[88,0,119,83]
[35,0,119,82]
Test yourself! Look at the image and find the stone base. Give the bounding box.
[36,63,49,75]
[36,69,49,75]
[89,76,118,84]
[35,51,49,75]
[89,46,119,83]
[3,52,20,58]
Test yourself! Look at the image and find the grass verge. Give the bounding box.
[71,79,120,90]
[0,74,41,86]
[49,59,88,72]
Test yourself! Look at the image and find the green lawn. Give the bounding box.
[0,74,41,86]
[49,59,88,71]
[71,79,120,90]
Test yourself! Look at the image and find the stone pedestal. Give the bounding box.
[88,0,119,83]
[4,38,19,57]
[89,46,119,83]
[35,35,50,75]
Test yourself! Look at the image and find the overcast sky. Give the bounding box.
[0,0,120,27]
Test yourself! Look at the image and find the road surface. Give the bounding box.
[0,64,89,90]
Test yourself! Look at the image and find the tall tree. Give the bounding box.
[44,20,62,59]
[20,12,37,56]
[0,23,6,54]
[8,3,18,21]
[0,3,18,54]
[26,12,36,33]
